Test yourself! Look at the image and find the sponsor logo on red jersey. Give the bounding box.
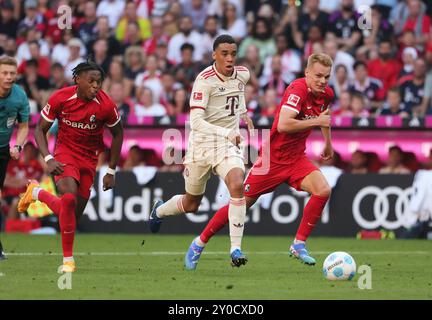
[62,118,97,130]
[287,94,300,107]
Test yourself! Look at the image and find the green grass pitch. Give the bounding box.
[0,234,431,300]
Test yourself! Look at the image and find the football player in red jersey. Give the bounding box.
[18,60,124,272]
[184,53,334,268]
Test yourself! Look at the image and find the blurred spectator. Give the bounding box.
[2,142,43,219]
[0,1,18,38]
[331,64,351,100]
[333,91,352,116]
[51,29,87,68]
[319,0,341,13]
[142,16,170,55]
[172,43,204,89]
[351,92,370,117]
[363,5,394,46]
[419,67,432,115]
[159,72,182,109]
[245,84,260,115]
[167,15,204,65]
[64,38,85,82]
[397,29,417,61]
[202,15,226,57]
[262,33,301,86]
[17,40,50,79]
[109,81,131,125]
[181,0,208,32]
[103,58,132,98]
[379,145,411,174]
[399,58,427,115]
[400,0,431,52]
[398,46,418,79]
[260,88,279,117]
[16,28,49,65]
[89,15,122,57]
[295,0,329,48]
[238,17,276,64]
[324,40,355,84]
[154,40,174,71]
[302,23,324,64]
[260,54,291,103]
[116,1,151,43]
[221,2,247,42]
[161,11,179,38]
[78,1,98,48]
[17,58,50,113]
[367,39,402,95]
[96,0,126,29]
[119,21,144,53]
[241,43,263,82]
[349,150,369,173]
[48,63,70,90]
[135,54,163,104]
[166,87,189,116]
[42,0,67,47]
[134,87,166,117]
[377,87,409,117]
[16,0,44,39]
[123,145,145,170]
[3,37,17,58]
[349,61,384,111]
[93,38,112,74]
[124,45,145,95]
[327,0,362,52]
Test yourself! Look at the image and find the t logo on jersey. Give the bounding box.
[193,92,203,101]
[287,94,300,107]
[226,95,239,116]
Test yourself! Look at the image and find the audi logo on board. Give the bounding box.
[352,186,414,230]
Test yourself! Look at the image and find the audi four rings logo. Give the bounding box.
[352,186,414,230]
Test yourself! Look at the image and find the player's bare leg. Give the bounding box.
[148,192,203,233]
[290,170,331,266]
[224,168,248,267]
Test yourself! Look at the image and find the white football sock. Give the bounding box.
[228,197,246,253]
[32,187,41,200]
[294,238,306,244]
[156,195,186,218]
[195,236,206,247]
[63,256,74,263]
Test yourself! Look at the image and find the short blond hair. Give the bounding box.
[307,53,333,69]
[0,55,17,67]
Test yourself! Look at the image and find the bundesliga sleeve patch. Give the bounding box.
[287,94,300,107]
[193,92,203,101]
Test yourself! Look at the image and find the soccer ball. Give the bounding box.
[322,252,356,281]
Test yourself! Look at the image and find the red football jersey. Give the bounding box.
[41,85,120,163]
[265,78,334,164]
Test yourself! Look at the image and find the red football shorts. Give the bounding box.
[53,153,96,199]
[244,155,319,198]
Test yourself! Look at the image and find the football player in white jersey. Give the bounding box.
[148,34,254,269]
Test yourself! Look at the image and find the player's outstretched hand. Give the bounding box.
[320,144,334,161]
[317,108,331,128]
[46,159,65,175]
[227,130,242,147]
[102,173,115,191]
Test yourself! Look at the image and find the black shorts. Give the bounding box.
[0,145,10,190]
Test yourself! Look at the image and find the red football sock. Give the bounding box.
[199,204,229,243]
[59,194,77,258]
[38,190,61,215]
[296,194,329,241]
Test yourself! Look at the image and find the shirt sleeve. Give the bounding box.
[41,90,62,122]
[189,76,211,110]
[18,90,30,123]
[106,100,121,127]
[280,84,307,114]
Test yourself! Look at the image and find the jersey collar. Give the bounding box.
[212,63,237,82]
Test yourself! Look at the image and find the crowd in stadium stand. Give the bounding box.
[1,0,432,193]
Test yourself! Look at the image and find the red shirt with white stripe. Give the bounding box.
[41,85,120,163]
[267,78,334,164]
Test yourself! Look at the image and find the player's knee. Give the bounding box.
[226,179,244,196]
[315,186,331,198]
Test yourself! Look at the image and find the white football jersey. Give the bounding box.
[188,63,250,147]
